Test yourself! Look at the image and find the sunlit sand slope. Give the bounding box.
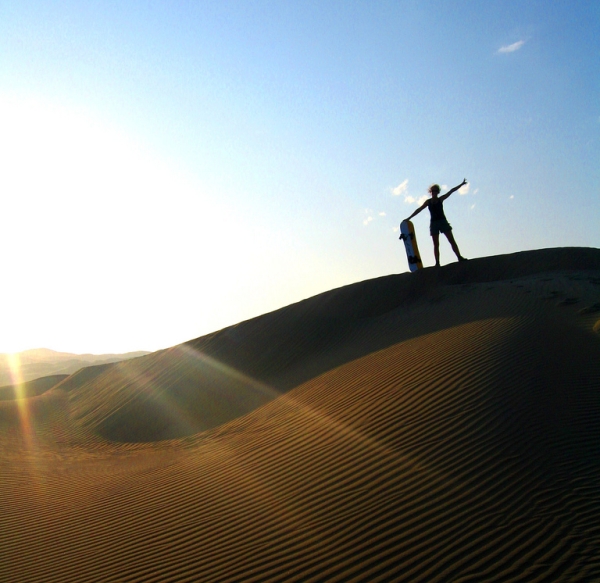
[1,247,600,581]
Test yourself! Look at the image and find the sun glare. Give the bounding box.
[6,352,34,449]
[0,94,246,354]
[0,93,345,355]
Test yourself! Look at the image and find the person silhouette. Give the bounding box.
[405,179,468,267]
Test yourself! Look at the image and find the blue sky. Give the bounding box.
[0,1,598,353]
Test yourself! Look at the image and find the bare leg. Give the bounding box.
[444,231,465,260]
[432,233,440,266]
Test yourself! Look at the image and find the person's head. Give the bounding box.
[429,184,441,198]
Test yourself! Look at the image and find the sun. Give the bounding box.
[0,93,249,355]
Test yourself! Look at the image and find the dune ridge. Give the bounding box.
[50,247,600,443]
[0,374,68,401]
[0,348,150,386]
[1,247,600,582]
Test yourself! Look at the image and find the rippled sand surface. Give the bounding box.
[2,248,599,582]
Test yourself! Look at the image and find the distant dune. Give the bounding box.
[0,348,150,386]
[0,374,69,401]
[1,247,599,582]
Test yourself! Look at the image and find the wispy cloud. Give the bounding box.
[498,40,525,54]
[404,194,428,206]
[392,179,426,206]
[363,216,373,226]
[391,179,408,196]
[379,211,386,216]
[458,183,470,195]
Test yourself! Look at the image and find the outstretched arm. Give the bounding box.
[440,178,467,202]
[405,200,428,221]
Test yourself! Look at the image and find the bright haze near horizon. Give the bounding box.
[0,1,598,355]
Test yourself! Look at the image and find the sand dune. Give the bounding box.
[0,348,150,386]
[0,374,68,401]
[1,247,599,582]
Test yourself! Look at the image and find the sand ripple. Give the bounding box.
[1,248,600,581]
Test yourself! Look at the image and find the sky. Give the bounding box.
[0,0,598,354]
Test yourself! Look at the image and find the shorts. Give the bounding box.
[430,219,452,236]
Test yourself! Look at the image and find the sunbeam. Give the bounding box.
[4,352,50,498]
[167,343,429,483]
[7,353,32,446]
[178,342,432,478]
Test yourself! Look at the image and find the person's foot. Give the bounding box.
[434,262,440,267]
[458,256,468,262]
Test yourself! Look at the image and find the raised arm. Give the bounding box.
[440,178,467,202]
[405,199,428,221]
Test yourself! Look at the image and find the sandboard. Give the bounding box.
[399,220,423,272]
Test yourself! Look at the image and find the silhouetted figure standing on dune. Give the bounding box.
[405,179,468,267]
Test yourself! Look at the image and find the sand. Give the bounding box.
[0,349,151,387]
[1,247,599,582]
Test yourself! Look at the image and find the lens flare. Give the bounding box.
[7,353,32,442]
[5,353,50,493]
[173,343,444,542]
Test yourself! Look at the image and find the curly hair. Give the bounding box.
[428,184,441,195]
